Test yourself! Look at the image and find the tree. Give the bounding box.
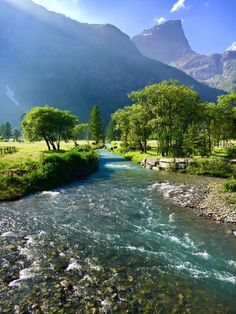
[72,123,89,145]
[112,107,131,148]
[129,81,200,156]
[13,129,21,141]
[89,105,103,144]
[105,118,121,142]
[214,94,236,144]
[0,122,12,140]
[21,106,78,150]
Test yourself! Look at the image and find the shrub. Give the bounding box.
[226,146,236,158]
[224,180,236,192]
[0,148,98,200]
[185,159,232,178]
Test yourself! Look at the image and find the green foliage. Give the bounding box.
[0,148,98,201]
[105,118,120,142]
[21,106,78,151]
[0,122,12,140]
[13,129,21,141]
[113,82,236,158]
[89,105,104,144]
[226,146,236,158]
[224,180,236,192]
[185,159,232,178]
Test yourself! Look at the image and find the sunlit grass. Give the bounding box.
[0,141,91,165]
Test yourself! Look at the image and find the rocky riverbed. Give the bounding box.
[140,157,236,226]
[152,179,236,226]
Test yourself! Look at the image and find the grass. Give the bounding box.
[183,159,233,178]
[0,141,93,164]
[0,141,98,201]
[224,180,236,192]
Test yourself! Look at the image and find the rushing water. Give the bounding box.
[0,150,236,313]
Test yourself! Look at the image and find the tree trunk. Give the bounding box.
[44,138,51,151]
[50,141,57,150]
[144,140,147,153]
[57,134,61,151]
[139,140,144,152]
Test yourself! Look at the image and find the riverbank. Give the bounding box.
[107,148,236,225]
[152,179,236,225]
[0,143,98,201]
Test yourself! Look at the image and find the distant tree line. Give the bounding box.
[109,81,236,157]
[0,122,21,141]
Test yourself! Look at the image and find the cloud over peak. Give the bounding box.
[171,0,186,13]
[154,16,166,25]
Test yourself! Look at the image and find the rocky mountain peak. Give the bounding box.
[132,20,194,64]
[226,42,236,52]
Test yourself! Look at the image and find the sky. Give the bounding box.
[32,0,236,55]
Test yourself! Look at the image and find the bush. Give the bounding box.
[185,159,232,178]
[226,146,236,158]
[0,148,98,200]
[224,180,236,192]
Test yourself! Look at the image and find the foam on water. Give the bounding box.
[1,231,16,237]
[66,259,82,271]
[228,260,236,268]
[40,191,60,197]
[9,262,39,287]
[213,271,236,284]
[192,251,210,260]
[104,163,135,170]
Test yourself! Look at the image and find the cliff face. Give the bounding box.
[133,20,195,64]
[133,20,236,93]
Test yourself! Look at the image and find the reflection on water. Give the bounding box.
[0,150,236,313]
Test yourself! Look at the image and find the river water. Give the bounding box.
[0,150,236,313]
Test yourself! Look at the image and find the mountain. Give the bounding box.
[132,20,236,93]
[132,20,196,64]
[0,1,223,126]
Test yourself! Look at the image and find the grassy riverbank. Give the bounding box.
[0,142,98,201]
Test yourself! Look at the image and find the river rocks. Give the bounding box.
[152,179,236,225]
[152,181,207,209]
[198,187,236,224]
[141,158,189,171]
[159,158,175,170]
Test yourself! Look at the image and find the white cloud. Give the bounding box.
[171,0,186,13]
[226,42,236,51]
[154,16,166,25]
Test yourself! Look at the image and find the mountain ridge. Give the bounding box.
[0,1,224,126]
[132,20,236,93]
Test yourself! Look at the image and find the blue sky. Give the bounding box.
[32,0,236,55]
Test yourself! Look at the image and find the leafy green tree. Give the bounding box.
[89,105,103,144]
[13,129,21,141]
[214,94,236,144]
[127,104,152,152]
[21,106,78,150]
[129,81,199,156]
[72,123,90,145]
[112,107,131,148]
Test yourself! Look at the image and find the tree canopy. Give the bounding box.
[21,106,78,150]
[112,81,236,157]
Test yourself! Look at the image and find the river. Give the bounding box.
[0,150,236,313]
